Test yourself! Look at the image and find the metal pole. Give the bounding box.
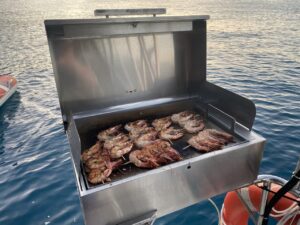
[235,190,257,224]
[257,181,271,225]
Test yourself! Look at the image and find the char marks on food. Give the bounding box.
[172,111,205,133]
[152,116,172,131]
[159,126,184,140]
[82,142,123,184]
[125,120,148,132]
[82,112,234,185]
[97,124,122,141]
[188,129,233,152]
[129,140,182,168]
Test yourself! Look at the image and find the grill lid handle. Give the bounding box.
[94,8,166,18]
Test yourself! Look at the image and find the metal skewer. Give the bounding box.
[183,145,191,150]
[121,161,132,166]
[167,138,173,145]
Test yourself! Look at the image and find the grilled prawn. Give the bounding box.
[103,133,130,149]
[87,159,122,184]
[182,116,205,133]
[159,127,184,140]
[134,129,158,148]
[109,141,134,159]
[152,116,172,131]
[129,150,160,168]
[129,140,182,168]
[97,125,122,141]
[125,120,148,132]
[81,142,101,162]
[171,111,194,124]
[187,129,233,152]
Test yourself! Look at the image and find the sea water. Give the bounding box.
[0,0,299,224]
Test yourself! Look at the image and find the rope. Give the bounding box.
[254,183,300,206]
[220,204,227,225]
[276,206,299,225]
[270,199,299,218]
[208,198,221,225]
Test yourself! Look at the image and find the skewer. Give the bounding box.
[167,138,173,145]
[118,168,125,174]
[121,161,132,166]
[122,155,126,161]
[182,145,191,150]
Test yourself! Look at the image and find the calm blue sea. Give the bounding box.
[0,0,299,224]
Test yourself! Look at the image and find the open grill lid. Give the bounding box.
[45,12,255,130]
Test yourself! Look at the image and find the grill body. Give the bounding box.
[45,15,265,225]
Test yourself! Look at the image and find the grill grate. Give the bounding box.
[81,107,246,190]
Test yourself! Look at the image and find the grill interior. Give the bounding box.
[75,97,248,190]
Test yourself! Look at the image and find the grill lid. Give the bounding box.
[45,15,208,120]
[45,12,256,130]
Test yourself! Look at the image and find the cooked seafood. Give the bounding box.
[103,133,130,149]
[134,128,158,148]
[182,116,205,133]
[129,150,160,168]
[187,129,233,152]
[129,127,157,140]
[187,135,222,152]
[102,133,134,159]
[87,159,122,184]
[129,140,182,168]
[203,129,233,144]
[171,111,194,124]
[172,111,205,134]
[152,116,172,130]
[81,142,101,162]
[83,145,123,184]
[109,141,134,159]
[125,120,148,132]
[159,127,184,140]
[144,141,182,164]
[97,124,122,141]
[85,157,107,170]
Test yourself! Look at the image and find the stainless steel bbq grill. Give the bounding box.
[45,9,265,225]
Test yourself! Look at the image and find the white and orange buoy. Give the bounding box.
[0,74,17,107]
[221,183,299,225]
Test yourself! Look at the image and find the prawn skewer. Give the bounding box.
[129,140,182,169]
[152,116,172,131]
[187,129,233,152]
[97,124,122,141]
[159,127,184,141]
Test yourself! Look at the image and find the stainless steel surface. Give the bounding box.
[45,15,255,130]
[256,175,288,186]
[77,98,248,190]
[65,97,265,225]
[79,132,264,225]
[94,8,166,18]
[198,81,256,130]
[235,190,257,224]
[255,175,300,198]
[45,15,265,225]
[257,181,271,225]
[117,210,156,225]
[44,16,209,26]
